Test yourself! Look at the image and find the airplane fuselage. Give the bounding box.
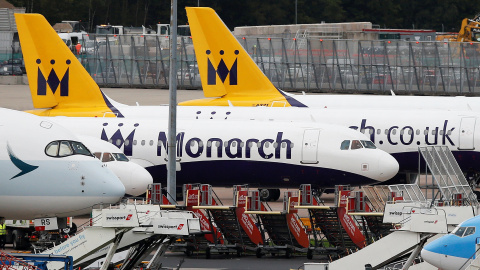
[50,117,399,188]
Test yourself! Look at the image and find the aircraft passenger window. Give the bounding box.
[59,141,74,156]
[424,130,428,135]
[224,142,228,147]
[408,130,412,135]
[369,129,374,135]
[257,142,261,148]
[46,141,59,156]
[454,226,467,237]
[232,141,237,147]
[216,141,221,147]
[392,129,397,135]
[377,129,381,135]
[207,141,212,147]
[133,140,137,145]
[340,140,350,150]
[440,130,444,135]
[360,129,365,134]
[385,129,388,135]
[351,140,363,150]
[240,142,244,147]
[464,227,476,237]
[400,130,404,135]
[141,140,145,146]
[248,142,253,148]
[265,142,270,148]
[70,141,92,156]
[361,140,377,149]
[112,153,129,161]
[448,130,452,135]
[432,130,437,135]
[199,141,204,147]
[282,142,286,148]
[416,130,420,135]
[116,139,122,146]
[273,142,278,148]
[149,140,154,146]
[125,140,130,146]
[291,143,294,148]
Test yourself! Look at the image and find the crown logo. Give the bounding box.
[207,50,239,85]
[36,59,70,96]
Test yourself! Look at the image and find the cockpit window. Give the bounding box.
[361,140,377,149]
[340,140,350,150]
[112,153,129,161]
[452,226,475,237]
[101,153,113,162]
[351,140,363,150]
[71,141,92,156]
[45,141,93,158]
[59,141,73,156]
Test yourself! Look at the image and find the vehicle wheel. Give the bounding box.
[205,247,211,259]
[307,249,313,260]
[12,230,26,250]
[259,189,273,201]
[62,223,77,236]
[256,248,263,258]
[285,249,291,258]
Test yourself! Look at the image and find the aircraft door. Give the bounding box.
[458,117,476,150]
[301,129,320,164]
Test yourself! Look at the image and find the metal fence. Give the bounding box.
[78,34,480,95]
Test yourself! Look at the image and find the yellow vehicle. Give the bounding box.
[457,13,480,42]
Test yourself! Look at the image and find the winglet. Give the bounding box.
[181,7,306,107]
[15,13,121,117]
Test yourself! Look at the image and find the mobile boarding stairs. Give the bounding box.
[40,202,201,270]
[305,146,480,270]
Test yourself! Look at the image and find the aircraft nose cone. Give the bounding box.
[106,172,126,200]
[376,152,399,182]
[128,166,153,197]
[421,248,444,269]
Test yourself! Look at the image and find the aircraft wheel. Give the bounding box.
[259,189,274,201]
[272,189,281,201]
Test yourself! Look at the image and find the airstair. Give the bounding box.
[244,188,311,258]
[306,146,480,269]
[182,184,263,258]
[418,146,478,206]
[40,202,200,270]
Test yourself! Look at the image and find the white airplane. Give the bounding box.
[15,13,400,200]
[421,215,480,270]
[78,136,153,197]
[47,117,399,191]
[0,108,125,220]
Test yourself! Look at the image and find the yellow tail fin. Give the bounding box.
[180,7,305,107]
[15,13,120,117]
